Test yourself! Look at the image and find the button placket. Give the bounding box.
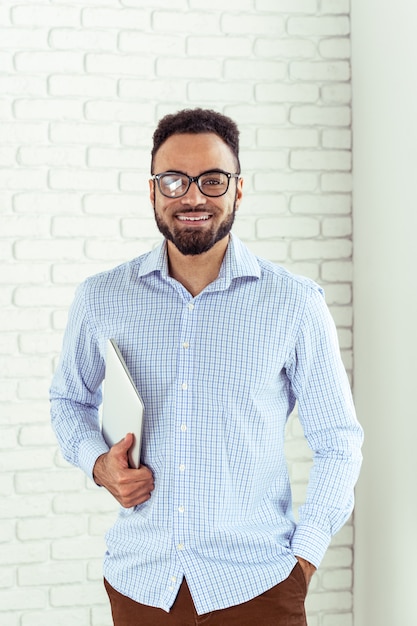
[172,298,196,555]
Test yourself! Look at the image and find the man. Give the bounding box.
[50,108,363,625]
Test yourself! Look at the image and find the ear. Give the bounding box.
[234,177,244,211]
[149,178,155,206]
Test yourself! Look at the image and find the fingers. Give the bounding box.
[93,435,155,508]
[114,465,155,508]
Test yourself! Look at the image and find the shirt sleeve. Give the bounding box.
[50,281,110,481]
[285,286,363,568]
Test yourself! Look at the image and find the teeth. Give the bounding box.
[177,215,210,221]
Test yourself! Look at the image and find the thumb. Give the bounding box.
[112,433,134,456]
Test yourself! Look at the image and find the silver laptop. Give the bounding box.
[101,338,144,469]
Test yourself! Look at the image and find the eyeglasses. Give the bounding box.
[152,169,240,198]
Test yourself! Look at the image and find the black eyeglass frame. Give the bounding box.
[152,169,240,199]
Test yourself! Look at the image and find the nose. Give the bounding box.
[180,180,207,205]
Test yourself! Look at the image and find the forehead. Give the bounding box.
[153,132,236,174]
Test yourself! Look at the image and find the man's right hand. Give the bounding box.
[93,433,155,508]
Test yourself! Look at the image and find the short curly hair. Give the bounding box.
[151,108,240,174]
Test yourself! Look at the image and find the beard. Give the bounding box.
[154,204,237,256]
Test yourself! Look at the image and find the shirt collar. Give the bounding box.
[137,233,261,286]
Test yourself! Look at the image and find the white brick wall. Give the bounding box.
[1,1,354,624]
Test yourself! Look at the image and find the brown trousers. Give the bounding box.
[104,563,308,626]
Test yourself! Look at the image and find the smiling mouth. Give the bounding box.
[176,214,212,222]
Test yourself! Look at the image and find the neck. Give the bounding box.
[166,236,229,297]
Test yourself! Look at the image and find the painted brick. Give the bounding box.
[258,128,319,148]
[21,608,89,626]
[319,37,351,59]
[84,99,154,123]
[88,147,150,169]
[322,216,352,237]
[255,172,318,192]
[153,10,220,33]
[257,216,320,239]
[322,283,352,306]
[322,172,352,192]
[0,75,46,96]
[291,239,352,260]
[119,78,187,102]
[13,191,82,214]
[82,8,150,29]
[188,36,251,57]
[0,215,50,238]
[291,61,350,81]
[157,56,221,79]
[291,193,351,214]
[49,27,116,51]
[48,75,117,98]
[53,491,116,516]
[255,0,317,12]
[51,537,107,562]
[18,145,86,167]
[85,238,155,261]
[322,260,353,282]
[0,309,50,332]
[241,150,287,170]
[50,122,119,146]
[241,193,287,215]
[0,27,48,49]
[121,217,161,239]
[290,105,351,126]
[11,4,80,27]
[14,51,83,73]
[226,59,287,81]
[321,0,350,14]
[120,31,184,55]
[0,587,46,612]
[291,149,351,171]
[49,169,118,192]
[221,13,285,36]
[322,129,352,149]
[85,53,153,77]
[17,516,86,541]
[322,83,352,104]
[224,104,287,126]
[189,0,250,8]
[0,169,47,190]
[14,239,84,261]
[256,82,319,103]
[254,37,316,59]
[0,121,48,144]
[288,16,350,36]
[18,561,85,586]
[14,98,83,121]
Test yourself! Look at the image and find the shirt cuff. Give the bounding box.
[78,436,110,482]
[290,524,331,569]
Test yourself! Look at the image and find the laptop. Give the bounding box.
[101,338,144,469]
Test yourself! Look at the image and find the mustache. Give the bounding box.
[174,205,215,214]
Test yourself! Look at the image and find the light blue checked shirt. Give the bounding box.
[50,234,363,615]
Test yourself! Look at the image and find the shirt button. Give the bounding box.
[180,424,187,432]
[181,382,188,390]
[178,506,185,513]
[187,303,194,311]
[179,464,186,472]
[171,576,177,583]
[182,341,189,349]
[177,543,185,551]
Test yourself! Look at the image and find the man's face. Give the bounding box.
[149,133,243,256]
